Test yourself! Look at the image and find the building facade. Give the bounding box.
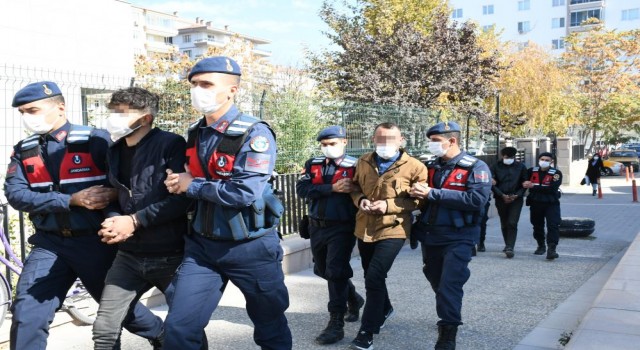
[448,0,640,52]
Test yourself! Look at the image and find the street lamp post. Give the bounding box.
[496,93,500,160]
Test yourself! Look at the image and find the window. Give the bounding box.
[207,34,215,41]
[452,8,463,19]
[518,0,530,11]
[622,8,640,21]
[183,34,191,43]
[570,0,600,4]
[483,5,494,15]
[553,0,565,6]
[164,37,173,44]
[552,38,565,50]
[552,17,566,28]
[570,9,601,26]
[517,42,529,50]
[183,50,192,58]
[482,24,495,32]
[518,21,531,33]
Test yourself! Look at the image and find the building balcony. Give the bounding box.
[144,25,178,37]
[252,48,272,57]
[145,41,177,54]
[193,38,226,47]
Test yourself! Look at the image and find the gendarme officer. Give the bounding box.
[409,121,492,350]
[522,152,562,260]
[4,81,163,349]
[163,56,292,350]
[296,125,364,345]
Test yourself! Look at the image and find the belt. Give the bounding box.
[308,218,352,228]
[43,229,95,237]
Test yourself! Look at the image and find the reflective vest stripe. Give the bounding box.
[30,182,54,188]
[59,175,107,184]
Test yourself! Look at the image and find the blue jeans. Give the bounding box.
[357,238,405,334]
[10,232,163,350]
[92,250,183,349]
[163,231,292,350]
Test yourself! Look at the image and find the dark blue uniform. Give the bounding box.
[3,122,163,350]
[163,105,291,350]
[296,155,358,314]
[413,151,491,326]
[526,166,562,249]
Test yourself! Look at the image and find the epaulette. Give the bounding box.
[66,125,93,144]
[548,168,557,174]
[425,159,437,168]
[456,155,478,168]
[532,167,540,171]
[311,157,325,164]
[340,155,357,167]
[20,134,40,151]
[225,115,260,136]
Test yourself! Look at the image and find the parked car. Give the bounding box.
[606,149,639,172]
[601,159,624,176]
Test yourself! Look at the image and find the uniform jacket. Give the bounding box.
[349,151,427,242]
[414,152,492,245]
[105,128,191,256]
[185,105,281,240]
[296,155,358,223]
[526,167,562,204]
[4,122,110,234]
[491,161,528,201]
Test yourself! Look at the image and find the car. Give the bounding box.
[601,159,624,176]
[606,149,639,172]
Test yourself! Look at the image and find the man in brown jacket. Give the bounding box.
[347,122,428,350]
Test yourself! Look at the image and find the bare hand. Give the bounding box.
[522,181,533,189]
[502,194,513,204]
[359,198,372,213]
[70,185,115,210]
[165,167,194,194]
[98,215,136,244]
[492,178,497,186]
[332,178,355,193]
[409,182,430,199]
[368,200,388,214]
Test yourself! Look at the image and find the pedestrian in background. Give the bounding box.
[584,153,603,196]
[296,125,364,345]
[491,147,528,258]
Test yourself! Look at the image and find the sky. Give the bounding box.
[130,0,336,67]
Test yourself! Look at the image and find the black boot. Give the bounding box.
[435,325,458,350]
[345,289,364,322]
[592,189,597,196]
[546,245,559,260]
[534,242,546,255]
[315,312,345,345]
[477,242,485,252]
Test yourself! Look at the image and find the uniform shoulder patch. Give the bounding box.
[553,174,561,181]
[474,170,490,183]
[5,161,19,178]
[244,152,271,174]
[249,136,270,152]
[311,157,325,164]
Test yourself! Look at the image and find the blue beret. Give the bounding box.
[538,152,553,159]
[317,125,346,141]
[188,56,241,81]
[12,81,62,107]
[426,121,462,137]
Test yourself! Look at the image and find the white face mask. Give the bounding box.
[428,141,448,157]
[593,156,599,160]
[321,145,345,159]
[539,161,551,168]
[503,158,515,165]
[191,87,224,115]
[106,113,142,142]
[22,106,58,135]
[375,145,398,160]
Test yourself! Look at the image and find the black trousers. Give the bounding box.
[478,201,491,244]
[495,198,524,249]
[530,202,561,247]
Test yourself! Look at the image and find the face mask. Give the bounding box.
[593,156,599,160]
[503,158,515,165]
[375,145,398,160]
[428,141,448,157]
[321,145,344,159]
[22,106,58,135]
[106,113,142,142]
[539,161,551,168]
[191,87,224,115]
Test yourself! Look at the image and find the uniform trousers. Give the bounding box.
[529,202,561,246]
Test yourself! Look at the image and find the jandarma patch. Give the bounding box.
[474,171,490,182]
[244,152,271,174]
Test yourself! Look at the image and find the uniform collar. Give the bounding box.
[327,155,346,166]
[203,105,240,133]
[439,151,466,167]
[46,121,71,143]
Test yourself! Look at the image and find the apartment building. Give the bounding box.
[448,0,640,51]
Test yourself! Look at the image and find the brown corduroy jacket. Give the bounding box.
[350,151,428,242]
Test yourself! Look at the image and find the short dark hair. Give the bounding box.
[439,131,461,141]
[108,87,159,117]
[501,147,517,157]
[47,95,65,105]
[374,122,400,133]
